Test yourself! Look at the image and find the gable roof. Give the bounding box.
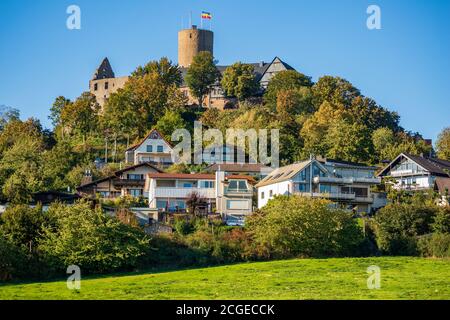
[92,57,115,80]
[147,173,215,180]
[125,129,174,152]
[255,160,327,188]
[77,162,162,189]
[378,153,450,177]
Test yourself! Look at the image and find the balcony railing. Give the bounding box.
[154,187,215,199]
[314,176,381,184]
[224,187,253,195]
[296,192,356,200]
[112,179,145,187]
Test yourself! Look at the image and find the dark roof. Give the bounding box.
[32,191,81,205]
[320,158,378,170]
[92,57,115,80]
[206,163,271,173]
[434,177,450,194]
[378,153,450,177]
[77,162,162,190]
[125,129,173,152]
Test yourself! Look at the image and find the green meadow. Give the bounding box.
[1,257,449,300]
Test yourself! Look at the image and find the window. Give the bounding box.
[227,180,248,192]
[269,190,273,197]
[226,200,249,210]
[94,83,98,91]
[146,145,153,152]
[128,174,143,180]
[99,191,110,198]
[129,189,142,197]
[261,192,265,199]
[156,200,168,209]
[157,145,164,153]
[105,82,109,90]
[182,182,193,188]
[320,184,332,193]
[199,181,214,188]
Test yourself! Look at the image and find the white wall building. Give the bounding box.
[377,153,450,191]
[256,158,382,213]
[125,129,174,167]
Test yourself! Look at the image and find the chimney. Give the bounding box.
[259,61,264,67]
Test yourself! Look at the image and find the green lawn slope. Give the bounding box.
[1,257,449,300]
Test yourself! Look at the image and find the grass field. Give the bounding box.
[1,257,449,300]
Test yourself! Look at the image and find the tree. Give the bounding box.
[312,76,360,108]
[264,70,313,108]
[325,118,372,163]
[154,109,187,138]
[372,127,396,162]
[60,92,100,146]
[276,87,315,123]
[221,62,259,101]
[0,105,20,131]
[185,51,221,107]
[49,96,71,127]
[436,127,450,160]
[246,196,364,258]
[132,57,182,86]
[186,191,207,216]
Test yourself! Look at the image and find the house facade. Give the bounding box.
[256,157,381,213]
[147,171,255,221]
[125,129,174,168]
[377,153,450,191]
[76,163,162,199]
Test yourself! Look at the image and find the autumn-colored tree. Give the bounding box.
[436,127,450,160]
[264,70,313,108]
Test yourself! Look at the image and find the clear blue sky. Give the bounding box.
[0,0,449,143]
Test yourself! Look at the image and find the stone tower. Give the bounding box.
[178,25,214,67]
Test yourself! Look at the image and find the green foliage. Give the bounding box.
[417,233,450,258]
[432,207,450,234]
[154,109,187,138]
[0,204,47,252]
[264,70,313,107]
[436,127,450,160]
[39,201,149,274]
[312,76,360,108]
[0,231,28,281]
[221,62,260,101]
[185,51,221,106]
[49,96,70,127]
[373,203,438,255]
[246,196,365,258]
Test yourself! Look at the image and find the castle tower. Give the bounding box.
[178,25,214,67]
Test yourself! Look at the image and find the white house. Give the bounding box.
[147,171,255,223]
[256,157,382,213]
[125,129,174,167]
[377,153,450,191]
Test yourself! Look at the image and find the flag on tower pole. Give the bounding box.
[201,11,212,20]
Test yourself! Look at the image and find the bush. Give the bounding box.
[373,203,438,255]
[0,232,28,281]
[246,196,365,258]
[38,201,150,274]
[432,207,450,234]
[417,233,450,258]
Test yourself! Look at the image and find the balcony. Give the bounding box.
[354,196,374,203]
[296,192,356,200]
[314,176,381,185]
[224,187,253,196]
[391,169,414,177]
[154,187,215,199]
[112,179,145,187]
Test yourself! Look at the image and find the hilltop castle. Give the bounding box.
[90,25,295,109]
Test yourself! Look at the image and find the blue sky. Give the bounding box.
[0,0,449,143]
